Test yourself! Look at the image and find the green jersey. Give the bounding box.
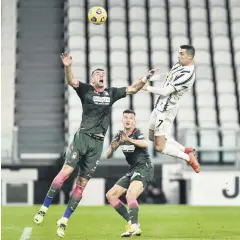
[115,128,153,170]
[73,81,126,135]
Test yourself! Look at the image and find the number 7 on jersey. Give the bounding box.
[157,119,163,128]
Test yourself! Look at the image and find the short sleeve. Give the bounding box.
[73,81,92,100]
[170,71,195,92]
[135,129,145,140]
[110,87,127,103]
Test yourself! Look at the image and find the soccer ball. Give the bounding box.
[88,6,107,25]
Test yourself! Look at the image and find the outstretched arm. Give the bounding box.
[126,68,159,95]
[143,84,176,97]
[61,52,79,88]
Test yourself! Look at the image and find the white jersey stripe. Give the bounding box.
[154,63,195,112]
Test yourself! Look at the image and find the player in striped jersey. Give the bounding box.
[142,45,200,173]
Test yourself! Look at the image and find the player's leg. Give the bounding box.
[34,137,79,225]
[57,134,104,237]
[154,110,200,173]
[57,175,88,238]
[123,166,154,237]
[106,182,129,223]
[121,180,144,237]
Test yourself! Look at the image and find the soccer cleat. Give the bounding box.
[188,151,200,173]
[57,218,67,238]
[184,147,195,154]
[121,224,131,237]
[121,224,142,237]
[34,209,47,225]
[129,224,142,236]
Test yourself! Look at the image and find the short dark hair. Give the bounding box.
[123,109,136,115]
[91,68,104,76]
[180,45,195,57]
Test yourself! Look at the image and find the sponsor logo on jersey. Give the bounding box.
[121,145,135,152]
[93,96,110,105]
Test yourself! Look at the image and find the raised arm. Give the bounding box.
[142,84,175,97]
[126,68,159,95]
[61,51,79,88]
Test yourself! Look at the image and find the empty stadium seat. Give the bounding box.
[192,36,209,51]
[149,7,166,21]
[109,22,126,37]
[89,36,106,51]
[129,7,146,21]
[109,7,125,21]
[211,21,228,36]
[215,65,233,80]
[150,21,167,36]
[191,21,208,37]
[197,94,215,108]
[200,129,220,163]
[131,51,148,65]
[210,7,227,22]
[190,7,207,22]
[130,36,148,51]
[151,36,168,51]
[130,21,146,36]
[196,79,214,93]
[67,6,84,21]
[110,36,127,51]
[217,79,235,93]
[196,65,212,79]
[110,51,127,66]
[209,0,225,7]
[149,0,165,7]
[170,7,186,22]
[212,36,230,51]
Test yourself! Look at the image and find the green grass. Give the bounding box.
[2,205,240,240]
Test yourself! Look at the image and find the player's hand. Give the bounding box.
[61,51,72,67]
[120,131,129,142]
[146,68,160,79]
[110,138,120,151]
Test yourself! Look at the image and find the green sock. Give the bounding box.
[115,204,130,222]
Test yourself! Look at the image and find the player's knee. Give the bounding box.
[106,189,116,200]
[72,184,84,199]
[52,171,69,188]
[126,190,136,200]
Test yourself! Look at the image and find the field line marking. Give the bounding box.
[19,227,32,240]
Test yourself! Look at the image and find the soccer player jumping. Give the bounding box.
[33,51,159,238]
[106,110,154,237]
[142,45,200,173]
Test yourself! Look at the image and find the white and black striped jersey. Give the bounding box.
[154,62,196,112]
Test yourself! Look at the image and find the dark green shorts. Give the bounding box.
[116,164,154,189]
[64,131,104,180]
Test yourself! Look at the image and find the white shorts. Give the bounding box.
[148,108,177,136]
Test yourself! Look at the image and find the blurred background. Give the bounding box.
[1,0,240,207]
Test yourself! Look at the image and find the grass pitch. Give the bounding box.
[2,205,240,240]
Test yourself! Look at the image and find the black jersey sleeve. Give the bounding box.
[73,81,92,101]
[135,129,145,140]
[110,87,127,104]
